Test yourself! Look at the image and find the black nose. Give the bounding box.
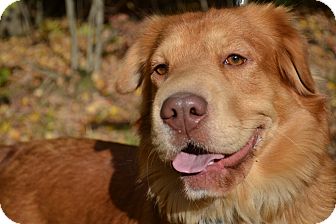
[160,92,207,134]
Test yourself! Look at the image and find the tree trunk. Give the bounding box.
[35,0,43,27]
[199,0,208,11]
[235,0,248,6]
[19,1,31,33]
[86,0,105,73]
[65,0,79,70]
[86,2,96,72]
[93,0,104,72]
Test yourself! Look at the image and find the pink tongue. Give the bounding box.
[172,152,225,174]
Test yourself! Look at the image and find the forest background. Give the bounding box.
[0,0,335,159]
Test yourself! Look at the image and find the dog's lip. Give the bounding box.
[172,129,261,175]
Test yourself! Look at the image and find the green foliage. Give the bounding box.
[77,74,96,93]
[0,67,10,87]
[41,19,63,34]
[123,130,140,146]
[78,24,91,36]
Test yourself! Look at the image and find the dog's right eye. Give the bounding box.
[224,54,246,66]
[153,64,169,76]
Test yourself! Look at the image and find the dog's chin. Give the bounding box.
[172,130,262,200]
[180,156,254,200]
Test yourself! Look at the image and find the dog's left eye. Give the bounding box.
[224,54,246,66]
[153,64,169,76]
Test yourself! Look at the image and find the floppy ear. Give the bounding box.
[115,16,165,94]
[274,7,316,96]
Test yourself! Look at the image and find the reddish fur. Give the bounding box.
[1,4,335,224]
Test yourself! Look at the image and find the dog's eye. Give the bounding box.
[153,64,169,76]
[224,54,246,66]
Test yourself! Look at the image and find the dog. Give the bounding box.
[0,4,335,224]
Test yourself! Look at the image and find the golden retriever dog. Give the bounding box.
[1,4,336,224]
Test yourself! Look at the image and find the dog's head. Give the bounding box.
[116,4,328,222]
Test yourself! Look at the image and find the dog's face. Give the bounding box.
[148,11,279,198]
[117,4,328,221]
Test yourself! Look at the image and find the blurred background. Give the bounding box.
[0,0,335,158]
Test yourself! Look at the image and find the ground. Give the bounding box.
[0,6,335,158]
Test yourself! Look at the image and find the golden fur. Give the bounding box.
[1,4,336,224]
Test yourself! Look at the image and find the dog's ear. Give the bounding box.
[116,16,165,94]
[273,7,316,96]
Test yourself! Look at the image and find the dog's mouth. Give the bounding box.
[172,129,261,175]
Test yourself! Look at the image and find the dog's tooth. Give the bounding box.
[253,136,263,149]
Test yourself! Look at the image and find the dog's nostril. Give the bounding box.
[160,102,179,120]
[189,106,206,116]
[172,109,178,118]
[190,107,197,115]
